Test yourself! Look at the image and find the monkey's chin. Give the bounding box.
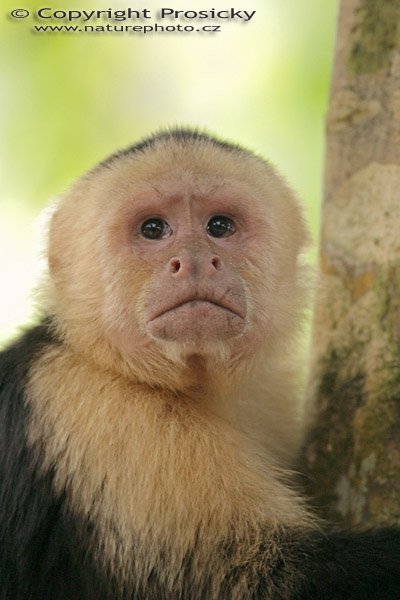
[147,301,245,343]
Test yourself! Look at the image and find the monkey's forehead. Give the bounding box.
[80,130,282,200]
[97,129,260,171]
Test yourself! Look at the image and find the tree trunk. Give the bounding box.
[304,0,400,527]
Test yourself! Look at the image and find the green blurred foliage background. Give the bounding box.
[0,0,338,343]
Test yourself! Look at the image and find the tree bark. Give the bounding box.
[304,0,400,526]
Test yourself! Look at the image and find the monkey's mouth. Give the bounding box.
[148,297,245,322]
[146,290,247,342]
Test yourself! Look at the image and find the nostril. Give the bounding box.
[211,257,222,270]
[170,259,181,274]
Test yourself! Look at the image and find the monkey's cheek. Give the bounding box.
[147,304,245,342]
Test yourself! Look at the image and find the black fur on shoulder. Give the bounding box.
[0,323,115,600]
[293,528,400,600]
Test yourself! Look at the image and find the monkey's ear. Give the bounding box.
[282,197,311,263]
[47,193,81,279]
[48,207,64,277]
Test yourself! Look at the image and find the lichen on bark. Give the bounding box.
[306,158,400,525]
[349,0,400,73]
[305,346,366,522]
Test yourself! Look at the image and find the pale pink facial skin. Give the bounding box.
[133,190,251,344]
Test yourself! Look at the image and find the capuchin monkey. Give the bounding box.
[0,129,399,600]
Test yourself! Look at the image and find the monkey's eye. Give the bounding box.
[140,218,172,240]
[206,215,236,238]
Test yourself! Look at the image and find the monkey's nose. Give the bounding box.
[168,255,222,277]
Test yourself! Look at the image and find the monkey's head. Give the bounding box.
[47,130,309,387]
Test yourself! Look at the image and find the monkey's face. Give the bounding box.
[49,137,308,375]
[101,172,268,360]
[132,192,250,344]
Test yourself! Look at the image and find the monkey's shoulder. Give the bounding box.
[0,321,58,450]
[0,320,57,385]
[0,323,115,599]
[292,527,400,599]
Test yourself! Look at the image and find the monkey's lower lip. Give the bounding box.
[149,299,244,321]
